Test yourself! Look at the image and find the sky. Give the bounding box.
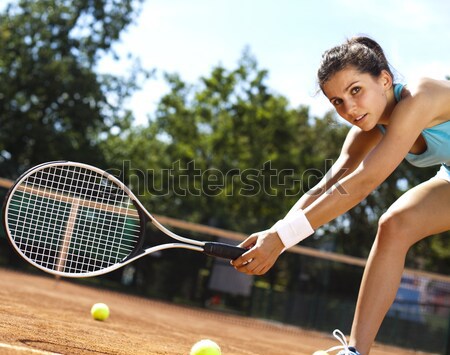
[98,0,450,126]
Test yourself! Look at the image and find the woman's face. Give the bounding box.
[322,66,392,130]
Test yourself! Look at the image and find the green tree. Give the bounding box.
[145,51,325,233]
[0,0,146,177]
[100,50,352,296]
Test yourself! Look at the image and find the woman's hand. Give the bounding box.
[231,229,285,275]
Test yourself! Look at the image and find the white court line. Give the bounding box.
[0,343,62,355]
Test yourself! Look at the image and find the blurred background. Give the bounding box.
[0,0,449,353]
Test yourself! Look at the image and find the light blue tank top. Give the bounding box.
[378,84,450,169]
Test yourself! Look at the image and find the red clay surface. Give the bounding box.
[0,268,432,355]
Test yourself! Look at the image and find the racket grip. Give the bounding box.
[203,242,246,260]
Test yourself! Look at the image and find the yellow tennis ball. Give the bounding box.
[90,303,110,321]
[190,339,221,355]
[313,351,329,355]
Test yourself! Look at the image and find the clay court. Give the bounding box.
[0,268,434,355]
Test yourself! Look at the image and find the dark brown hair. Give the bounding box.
[317,36,394,90]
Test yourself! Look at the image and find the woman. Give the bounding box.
[231,36,450,354]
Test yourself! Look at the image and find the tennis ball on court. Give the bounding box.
[190,339,221,355]
[313,351,329,355]
[90,303,110,321]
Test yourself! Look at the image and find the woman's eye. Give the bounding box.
[351,87,361,95]
[332,99,342,106]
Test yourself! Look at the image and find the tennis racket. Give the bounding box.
[2,161,246,278]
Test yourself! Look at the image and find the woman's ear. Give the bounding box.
[380,69,393,90]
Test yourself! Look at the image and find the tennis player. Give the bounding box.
[232,36,450,354]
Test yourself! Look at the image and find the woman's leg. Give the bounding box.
[349,178,450,354]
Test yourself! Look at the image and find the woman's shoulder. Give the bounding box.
[404,77,450,97]
[401,78,450,124]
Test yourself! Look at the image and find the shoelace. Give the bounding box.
[324,329,359,355]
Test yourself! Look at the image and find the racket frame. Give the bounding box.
[2,161,244,278]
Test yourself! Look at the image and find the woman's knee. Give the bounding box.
[376,210,416,250]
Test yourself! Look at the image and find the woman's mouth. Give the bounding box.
[355,114,367,123]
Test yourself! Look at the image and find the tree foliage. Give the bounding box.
[105,51,346,234]
[0,0,145,177]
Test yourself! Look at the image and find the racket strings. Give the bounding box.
[7,164,141,274]
[13,166,135,271]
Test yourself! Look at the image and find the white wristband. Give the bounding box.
[273,210,314,249]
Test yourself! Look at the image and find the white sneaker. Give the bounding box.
[313,329,361,355]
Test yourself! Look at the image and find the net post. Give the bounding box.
[56,200,80,272]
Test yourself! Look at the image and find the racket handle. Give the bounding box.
[203,242,246,260]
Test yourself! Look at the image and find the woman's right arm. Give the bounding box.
[231,126,383,275]
[285,125,383,217]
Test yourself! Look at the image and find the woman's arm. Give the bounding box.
[287,125,383,216]
[232,126,383,274]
